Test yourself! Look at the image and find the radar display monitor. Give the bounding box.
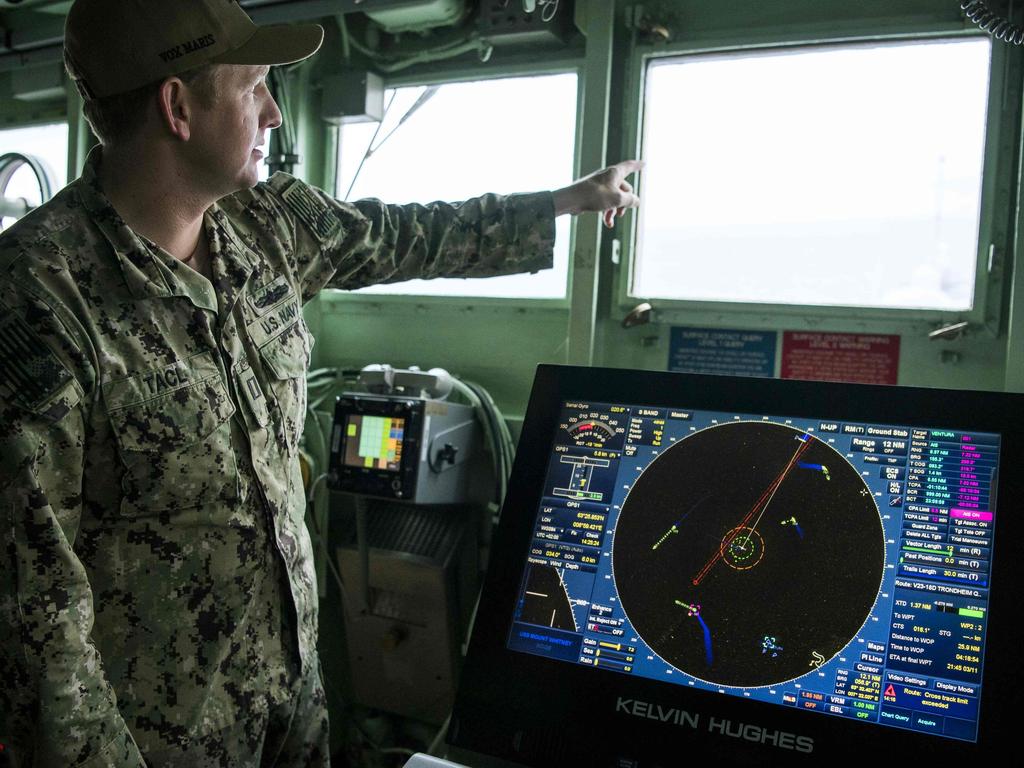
[449,366,1023,766]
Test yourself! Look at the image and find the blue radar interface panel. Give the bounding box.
[506,401,998,743]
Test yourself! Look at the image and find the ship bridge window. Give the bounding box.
[336,72,578,299]
[632,38,993,313]
[0,123,69,232]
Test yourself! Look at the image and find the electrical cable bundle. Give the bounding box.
[450,376,516,517]
[303,367,361,619]
[305,367,360,475]
[338,14,492,74]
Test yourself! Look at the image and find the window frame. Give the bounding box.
[616,21,1021,336]
[1,95,92,189]
[321,59,585,312]
[0,104,66,134]
[0,117,73,228]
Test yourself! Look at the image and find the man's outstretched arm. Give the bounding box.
[221,160,642,299]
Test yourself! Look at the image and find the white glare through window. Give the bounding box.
[337,73,578,299]
[0,123,69,232]
[635,39,992,311]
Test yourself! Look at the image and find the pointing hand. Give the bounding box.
[553,160,644,228]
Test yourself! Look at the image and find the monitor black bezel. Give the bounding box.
[450,365,1024,765]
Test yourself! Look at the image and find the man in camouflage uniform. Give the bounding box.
[0,1,640,766]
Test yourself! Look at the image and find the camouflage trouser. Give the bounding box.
[142,659,330,768]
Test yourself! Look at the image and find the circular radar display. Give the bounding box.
[612,422,885,688]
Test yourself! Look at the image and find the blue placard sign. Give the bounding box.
[668,326,777,378]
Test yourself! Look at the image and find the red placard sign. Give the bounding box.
[781,332,900,385]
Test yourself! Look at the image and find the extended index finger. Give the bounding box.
[613,159,644,180]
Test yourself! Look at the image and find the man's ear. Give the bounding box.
[157,77,193,142]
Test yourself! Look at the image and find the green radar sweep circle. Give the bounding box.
[612,422,885,688]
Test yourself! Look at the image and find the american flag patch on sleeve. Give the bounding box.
[280,181,343,244]
[0,309,73,412]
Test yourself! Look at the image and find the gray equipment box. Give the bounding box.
[328,394,480,505]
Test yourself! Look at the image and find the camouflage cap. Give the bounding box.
[64,0,324,100]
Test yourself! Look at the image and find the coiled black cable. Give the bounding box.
[962,1,1024,44]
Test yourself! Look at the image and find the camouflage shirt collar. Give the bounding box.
[76,147,175,302]
[77,147,258,307]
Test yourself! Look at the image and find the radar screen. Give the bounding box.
[508,402,999,744]
[342,414,405,471]
[613,422,883,688]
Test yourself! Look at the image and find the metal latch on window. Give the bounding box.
[928,321,970,341]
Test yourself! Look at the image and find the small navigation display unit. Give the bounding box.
[342,414,406,471]
[449,366,1022,766]
[329,395,423,500]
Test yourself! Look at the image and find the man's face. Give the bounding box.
[187,64,282,196]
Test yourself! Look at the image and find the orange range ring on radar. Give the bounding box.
[720,526,765,571]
